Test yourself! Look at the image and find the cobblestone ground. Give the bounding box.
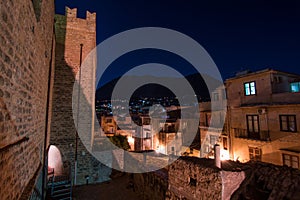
[72,174,141,200]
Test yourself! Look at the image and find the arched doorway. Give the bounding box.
[48,145,64,176]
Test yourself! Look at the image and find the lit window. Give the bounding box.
[290,82,300,93]
[280,115,297,132]
[249,147,262,161]
[244,81,256,96]
[283,154,299,169]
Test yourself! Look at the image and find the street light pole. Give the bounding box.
[75,43,83,185]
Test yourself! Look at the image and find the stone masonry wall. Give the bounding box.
[232,162,300,200]
[132,169,169,200]
[131,157,300,200]
[167,157,222,200]
[0,0,54,199]
[51,7,111,185]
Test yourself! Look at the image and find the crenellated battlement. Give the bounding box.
[55,7,96,32]
[65,7,96,21]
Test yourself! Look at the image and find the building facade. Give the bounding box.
[199,86,228,160]
[226,69,300,168]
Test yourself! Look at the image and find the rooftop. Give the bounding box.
[226,68,300,81]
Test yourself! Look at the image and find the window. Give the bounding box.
[146,132,151,138]
[203,145,209,153]
[222,90,227,100]
[249,147,262,161]
[244,81,256,96]
[210,135,218,146]
[189,177,197,187]
[247,115,260,139]
[290,82,300,93]
[171,147,175,154]
[205,113,211,127]
[223,137,228,150]
[109,127,114,133]
[273,76,282,84]
[190,148,193,154]
[283,154,299,169]
[280,115,297,132]
[213,92,219,101]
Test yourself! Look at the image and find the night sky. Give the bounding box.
[55,0,300,86]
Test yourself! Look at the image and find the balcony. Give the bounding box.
[234,128,270,141]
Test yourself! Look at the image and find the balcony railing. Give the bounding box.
[234,128,270,141]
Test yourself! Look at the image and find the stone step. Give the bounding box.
[52,191,71,199]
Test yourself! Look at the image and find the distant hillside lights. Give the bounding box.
[95,68,300,171]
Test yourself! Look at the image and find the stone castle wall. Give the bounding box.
[132,157,223,200]
[132,169,169,200]
[132,157,300,200]
[51,7,111,185]
[167,157,223,200]
[0,0,55,199]
[232,162,300,200]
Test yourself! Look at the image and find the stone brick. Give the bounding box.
[0,0,54,199]
[50,7,110,185]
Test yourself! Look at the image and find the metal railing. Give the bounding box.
[234,128,270,141]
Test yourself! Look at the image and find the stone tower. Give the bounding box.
[51,7,110,185]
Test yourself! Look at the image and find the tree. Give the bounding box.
[109,135,130,151]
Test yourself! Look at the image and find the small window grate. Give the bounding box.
[189,177,197,187]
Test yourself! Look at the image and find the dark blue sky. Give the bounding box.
[56,0,300,85]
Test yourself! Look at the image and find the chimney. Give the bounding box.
[214,144,221,168]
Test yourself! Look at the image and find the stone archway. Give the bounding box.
[48,145,64,176]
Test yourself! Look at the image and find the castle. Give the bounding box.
[1,1,300,200]
[51,7,110,186]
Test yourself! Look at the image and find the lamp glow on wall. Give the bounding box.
[48,145,63,175]
[220,149,230,161]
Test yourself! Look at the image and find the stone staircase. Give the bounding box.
[48,176,72,200]
[47,167,72,200]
